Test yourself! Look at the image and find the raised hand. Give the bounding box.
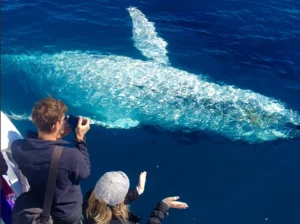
[137,171,147,194]
[76,117,90,141]
[162,196,188,209]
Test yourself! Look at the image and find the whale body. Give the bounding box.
[2,7,300,143]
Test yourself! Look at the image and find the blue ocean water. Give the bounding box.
[1,0,300,223]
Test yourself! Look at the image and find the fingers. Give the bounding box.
[86,118,90,126]
[171,201,188,209]
[140,171,147,176]
[139,171,147,179]
[168,196,180,201]
[76,117,90,139]
[162,196,189,209]
[77,117,83,127]
[162,196,179,204]
[137,171,147,195]
[77,117,90,127]
[139,171,147,185]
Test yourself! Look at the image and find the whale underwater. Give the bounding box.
[2,7,300,144]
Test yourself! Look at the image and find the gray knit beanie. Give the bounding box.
[94,171,130,206]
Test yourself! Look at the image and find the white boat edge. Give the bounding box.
[1,111,30,197]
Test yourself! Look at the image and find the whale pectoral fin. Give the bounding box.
[95,118,140,129]
[127,7,169,65]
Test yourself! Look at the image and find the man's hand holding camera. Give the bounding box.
[57,116,90,141]
[76,117,90,141]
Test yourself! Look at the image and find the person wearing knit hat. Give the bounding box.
[94,171,131,206]
[82,171,188,224]
[83,171,146,224]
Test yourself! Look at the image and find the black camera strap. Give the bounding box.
[41,146,63,221]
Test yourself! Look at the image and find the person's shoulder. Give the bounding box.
[11,139,27,162]
[12,130,36,150]
[11,139,26,150]
[62,145,82,157]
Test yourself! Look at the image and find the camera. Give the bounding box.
[67,115,87,129]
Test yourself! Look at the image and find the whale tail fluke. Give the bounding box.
[127,7,169,65]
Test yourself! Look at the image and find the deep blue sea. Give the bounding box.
[2,0,300,223]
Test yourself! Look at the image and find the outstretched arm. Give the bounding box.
[124,171,147,204]
[72,141,90,180]
[72,117,91,180]
[147,202,169,224]
[147,197,188,224]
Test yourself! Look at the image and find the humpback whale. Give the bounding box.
[2,7,300,143]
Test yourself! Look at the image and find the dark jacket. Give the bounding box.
[82,188,169,224]
[146,202,169,224]
[0,152,8,175]
[11,132,90,220]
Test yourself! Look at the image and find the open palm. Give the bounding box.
[138,171,147,194]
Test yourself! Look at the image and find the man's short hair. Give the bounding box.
[31,96,67,133]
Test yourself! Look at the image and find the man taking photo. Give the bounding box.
[11,96,90,224]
